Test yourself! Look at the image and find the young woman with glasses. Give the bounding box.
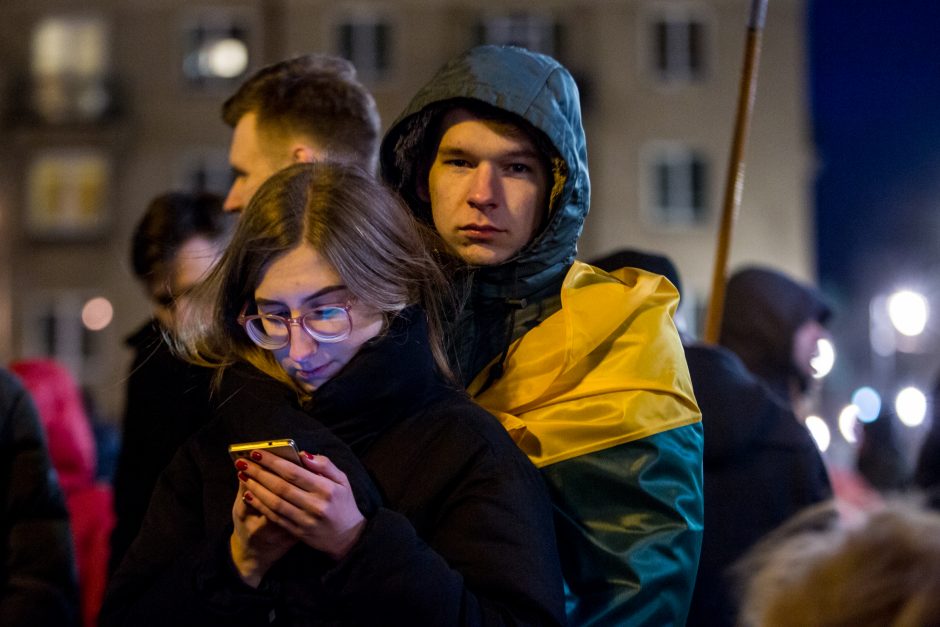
[100,162,564,627]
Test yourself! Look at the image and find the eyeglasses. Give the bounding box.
[237,302,352,350]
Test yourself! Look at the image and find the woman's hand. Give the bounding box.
[230,477,297,588]
[235,450,367,561]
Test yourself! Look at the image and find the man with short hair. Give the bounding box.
[109,192,235,575]
[221,54,380,213]
[382,45,704,626]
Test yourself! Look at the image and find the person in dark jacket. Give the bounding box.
[101,162,565,626]
[591,251,832,627]
[719,266,833,408]
[109,192,234,575]
[381,45,703,626]
[0,367,79,627]
[10,358,114,627]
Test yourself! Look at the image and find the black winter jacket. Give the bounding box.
[0,368,78,626]
[683,343,831,627]
[110,321,216,574]
[101,310,565,626]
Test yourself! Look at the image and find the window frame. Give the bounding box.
[642,2,712,86]
[641,140,711,230]
[334,11,395,84]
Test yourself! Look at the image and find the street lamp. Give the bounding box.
[895,386,927,427]
[887,290,929,337]
[869,288,930,392]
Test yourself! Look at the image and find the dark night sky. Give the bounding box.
[810,0,940,299]
[808,0,940,407]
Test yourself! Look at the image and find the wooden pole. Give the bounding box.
[702,0,769,344]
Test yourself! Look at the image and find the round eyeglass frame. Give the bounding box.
[237,302,353,350]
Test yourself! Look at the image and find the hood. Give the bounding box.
[718,266,831,395]
[381,45,590,300]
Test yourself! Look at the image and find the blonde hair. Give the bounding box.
[735,499,940,627]
[177,162,455,391]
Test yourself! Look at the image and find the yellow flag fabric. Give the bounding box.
[468,261,701,468]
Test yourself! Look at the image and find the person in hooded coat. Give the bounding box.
[681,343,831,627]
[590,251,833,627]
[719,266,833,409]
[382,45,703,626]
[710,266,833,622]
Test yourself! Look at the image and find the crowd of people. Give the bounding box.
[2,44,940,627]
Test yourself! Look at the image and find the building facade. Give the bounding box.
[0,0,812,418]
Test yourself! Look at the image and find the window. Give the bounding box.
[477,11,559,56]
[648,6,708,83]
[337,16,392,82]
[645,142,709,227]
[29,15,112,123]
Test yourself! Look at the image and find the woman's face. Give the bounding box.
[252,242,384,393]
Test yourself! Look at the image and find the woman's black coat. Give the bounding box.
[101,311,565,626]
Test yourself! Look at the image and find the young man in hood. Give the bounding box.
[382,45,704,626]
[221,54,380,214]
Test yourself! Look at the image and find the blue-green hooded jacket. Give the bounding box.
[382,45,704,626]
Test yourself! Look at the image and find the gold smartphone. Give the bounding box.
[228,438,302,465]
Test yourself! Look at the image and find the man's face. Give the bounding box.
[425,108,549,266]
[224,111,293,213]
[148,236,223,332]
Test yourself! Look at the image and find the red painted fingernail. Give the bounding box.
[250,451,262,461]
[243,492,253,502]
[304,452,315,461]
[235,460,248,471]
[237,471,249,482]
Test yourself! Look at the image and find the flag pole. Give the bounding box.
[703,0,769,344]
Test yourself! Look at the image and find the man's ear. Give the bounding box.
[291,144,318,164]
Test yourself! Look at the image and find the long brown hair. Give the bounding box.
[177,162,455,390]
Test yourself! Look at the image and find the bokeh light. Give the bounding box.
[200,38,248,78]
[851,386,882,423]
[887,290,928,337]
[895,387,927,427]
[811,337,835,379]
[81,296,113,331]
[838,405,859,444]
[805,415,831,452]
